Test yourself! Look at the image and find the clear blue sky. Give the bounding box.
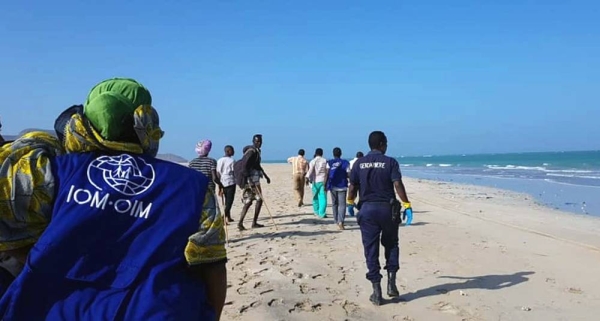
[1,0,599,160]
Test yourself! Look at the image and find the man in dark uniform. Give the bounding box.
[348,130,412,306]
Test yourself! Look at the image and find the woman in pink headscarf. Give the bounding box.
[189,140,223,193]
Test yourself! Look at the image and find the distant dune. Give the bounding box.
[155,153,188,163]
[2,128,188,162]
[2,134,18,141]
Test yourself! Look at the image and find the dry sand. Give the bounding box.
[220,164,600,321]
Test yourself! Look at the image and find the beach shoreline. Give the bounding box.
[265,159,600,216]
[221,164,600,321]
[402,168,600,217]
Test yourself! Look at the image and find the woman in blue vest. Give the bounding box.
[0,78,227,320]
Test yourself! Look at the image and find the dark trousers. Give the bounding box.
[223,185,236,218]
[357,202,400,282]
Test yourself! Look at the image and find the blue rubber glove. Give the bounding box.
[404,208,413,226]
[347,204,355,217]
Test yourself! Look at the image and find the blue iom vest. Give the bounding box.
[327,158,350,190]
[0,152,215,320]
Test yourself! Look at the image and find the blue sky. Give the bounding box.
[1,0,599,160]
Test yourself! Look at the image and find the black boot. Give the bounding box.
[369,282,383,306]
[387,271,399,297]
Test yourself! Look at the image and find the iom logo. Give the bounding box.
[87,154,155,196]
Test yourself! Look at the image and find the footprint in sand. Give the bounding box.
[259,248,273,255]
[253,268,269,276]
[279,267,293,276]
[299,283,317,294]
[238,271,259,286]
[433,301,469,317]
[288,299,322,313]
[234,258,249,268]
[239,301,260,314]
[340,300,361,318]
[268,298,283,307]
[326,287,342,296]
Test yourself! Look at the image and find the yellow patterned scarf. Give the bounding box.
[0,132,63,251]
[60,105,163,156]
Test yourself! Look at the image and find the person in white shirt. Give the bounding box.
[306,148,328,218]
[349,151,364,171]
[347,151,364,217]
[216,145,236,222]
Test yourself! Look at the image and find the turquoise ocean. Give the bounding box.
[397,150,600,188]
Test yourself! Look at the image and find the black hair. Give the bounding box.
[224,145,234,151]
[298,149,305,156]
[253,134,262,141]
[315,148,323,156]
[333,147,342,158]
[356,151,364,158]
[368,131,387,150]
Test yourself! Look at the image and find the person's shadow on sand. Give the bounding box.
[392,271,535,304]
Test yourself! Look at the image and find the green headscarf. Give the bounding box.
[84,78,152,141]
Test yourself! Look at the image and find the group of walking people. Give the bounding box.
[188,134,271,232]
[287,148,364,230]
[287,133,414,306]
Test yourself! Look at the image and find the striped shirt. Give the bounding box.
[287,155,309,176]
[189,157,217,191]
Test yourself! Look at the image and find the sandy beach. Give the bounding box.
[220,164,600,321]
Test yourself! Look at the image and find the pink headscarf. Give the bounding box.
[195,140,212,157]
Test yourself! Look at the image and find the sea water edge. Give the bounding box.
[266,150,600,216]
